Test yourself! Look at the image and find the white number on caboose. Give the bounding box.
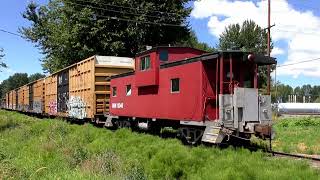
[112,103,124,109]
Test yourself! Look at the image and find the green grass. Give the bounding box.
[272,117,320,155]
[0,110,319,179]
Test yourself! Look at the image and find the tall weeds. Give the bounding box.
[0,110,319,179]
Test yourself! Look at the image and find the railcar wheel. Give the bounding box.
[122,120,131,128]
[179,127,204,145]
[239,133,252,140]
[149,125,161,135]
[114,120,131,128]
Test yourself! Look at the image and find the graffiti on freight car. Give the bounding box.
[17,105,23,111]
[67,96,87,119]
[48,101,57,115]
[33,101,43,113]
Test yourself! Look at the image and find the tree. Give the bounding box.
[0,73,46,98]
[0,73,29,98]
[0,48,7,71]
[218,20,274,88]
[20,0,192,73]
[270,83,320,103]
[310,85,320,102]
[294,86,301,95]
[276,84,293,103]
[28,73,46,83]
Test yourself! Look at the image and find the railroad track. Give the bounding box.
[268,150,320,169]
[269,151,320,161]
[227,136,320,168]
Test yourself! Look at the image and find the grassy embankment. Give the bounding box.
[272,116,320,154]
[0,110,319,179]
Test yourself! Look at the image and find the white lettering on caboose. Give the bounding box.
[112,103,124,109]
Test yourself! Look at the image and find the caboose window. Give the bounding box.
[126,84,131,96]
[112,87,117,97]
[140,58,145,70]
[171,78,180,93]
[140,55,151,71]
[159,49,168,61]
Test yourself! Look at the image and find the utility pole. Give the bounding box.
[267,0,273,155]
[267,0,271,95]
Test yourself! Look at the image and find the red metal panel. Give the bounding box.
[254,64,258,88]
[111,61,204,121]
[215,58,219,119]
[229,54,233,93]
[134,47,206,88]
[110,50,261,123]
[219,55,224,94]
[135,52,159,87]
[158,47,206,63]
[202,61,219,121]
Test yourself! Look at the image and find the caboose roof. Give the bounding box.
[110,50,276,79]
[160,51,276,69]
[136,46,208,57]
[136,47,276,65]
[218,50,277,65]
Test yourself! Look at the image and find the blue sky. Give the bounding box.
[190,0,320,87]
[1,0,320,87]
[0,0,47,79]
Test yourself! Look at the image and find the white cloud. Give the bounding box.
[192,0,320,78]
[271,47,285,56]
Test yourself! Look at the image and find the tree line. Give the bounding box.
[272,83,320,103]
[0,73,45,99]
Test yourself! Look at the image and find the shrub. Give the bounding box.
[276,117,320,127]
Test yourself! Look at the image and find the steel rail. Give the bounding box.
[268,150,320,162]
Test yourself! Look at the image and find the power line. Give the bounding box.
[73,0,185,17]
[0,28,25,38]
[275,28,320,36]
[65,1,178,20]
[277,24,318,31]
[63,1,186,27]
[277,57,320,67]
[95,15,184,27]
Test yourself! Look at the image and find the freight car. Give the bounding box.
[42,55,134,119]
[2,55,134,120]
[108,46,276,144]
[4,92,9,109]
[1,97,5,109]
[8,90,13,109]
[11,89,17,110]
[31,78,45,114]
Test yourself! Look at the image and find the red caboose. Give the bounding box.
[109,46,276,144]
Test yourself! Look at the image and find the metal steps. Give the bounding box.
[223,120,234,128]
[201,126,225,144]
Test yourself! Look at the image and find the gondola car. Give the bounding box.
[108,46,276,144]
